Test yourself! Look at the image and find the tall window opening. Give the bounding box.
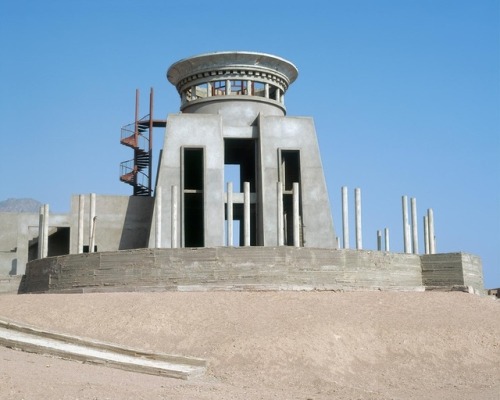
[280,150,302,246]
[224,139,257,246]
[183,148,204,247]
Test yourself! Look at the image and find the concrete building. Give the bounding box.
[0,52,484,294]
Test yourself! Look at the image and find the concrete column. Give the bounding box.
[207,82,212,97]
[264,83,270,98]
[293,182,300,247]
[423,215,430,255]
[411,197,419,254]
[402,195,410,253]
[244,182,250,246]
[377,230,382,251]
[226,79,231,95]
[77,195,84,254]
[89,193,96,253]
[171,185,178,248]
[341,186,349,249]
[247,80,252,95]
[276,88,281,102]
[384,228,390,251]
[227,182,233,246]
[155,186,162,248]
[428,208,436,254]
[191,85,196,101]
[37,206,44,259]
[354,188,362,250]
[277,182,284,246]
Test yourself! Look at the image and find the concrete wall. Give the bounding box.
[421,253,483,290]
[23,247,425,293]
[0,212,69,276]
[70,195,154,253]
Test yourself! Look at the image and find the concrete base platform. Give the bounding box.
[0,319,206,380]
[21,247,484,294]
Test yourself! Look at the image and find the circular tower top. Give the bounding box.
[167,51,299,115]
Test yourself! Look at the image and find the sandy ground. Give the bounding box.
[0,290,499,400]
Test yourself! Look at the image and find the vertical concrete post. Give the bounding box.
[171,185,178,248]
[342,186,349,249]
[277,182,284,246]
[225,79,231,95]
[293,182,300,247]
[227,182,233,246]
[377,230,382,251]
[42,204,49,258]
[384,228,390,251]
[264,83,270,98]
[89,193,96,253]
[207,82,212,97]
[246,80,252,95]
[428,208,436,254]
[423,215,430,255]
[354,188,362,250]
[402,195,411,253]
[155,186,162,248]
[411,197,419,254]
[37,206,44,259]
[77,195,84,254]
[244,182,250,246]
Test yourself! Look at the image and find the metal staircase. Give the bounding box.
[119,88,166,196]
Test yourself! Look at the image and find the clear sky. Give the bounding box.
[1,0,498,287]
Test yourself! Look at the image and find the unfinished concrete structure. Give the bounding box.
[0,51,485,294]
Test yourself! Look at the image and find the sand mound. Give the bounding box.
[0,291,499,399]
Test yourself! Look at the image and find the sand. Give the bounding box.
[0,290,499,399]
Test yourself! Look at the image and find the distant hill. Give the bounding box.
[0,198,43,213]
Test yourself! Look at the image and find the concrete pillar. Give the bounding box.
[244,182,250,246]
[384,228,390,251]
[247,80,252,95]
[428,208,436,254]
[411,197,419,254]
[226,79,231,95]
[377,230,382,251]
[423,215,430,255]
[171,185,178,248]
[402,195,410,253]
[89,193,96,253]
[37,206,44,259]
[77,195,84,254]
[276,88,281,102]
[293,182,300,247]
[341,186,349,249]
[277,182,284,246]
[155,186,162,248]
[264,83,270,98]
[227,182,233,246]
[354,188,362,250]
[207,82,212,97]
[42,204,49,258]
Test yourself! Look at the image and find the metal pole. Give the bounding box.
[377,230,382,251]
[227,182,233,246]
[77,195,84,254]
[42,204,49,258]
[402,195,410,253]
[171,185,178,248]
[277,182,284,246]
[155,186,162,248]
[244,182,250,246]
[428,208,436,254]
[355,187,362,250]
[149,88,154,196]
[342,186,349,249]
[293,182,300,247]
[411,197,419,254]
[134,89,139,194]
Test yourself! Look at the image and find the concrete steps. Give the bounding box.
[0,319,206,380]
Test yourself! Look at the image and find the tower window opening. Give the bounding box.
[183,148,204,247]
[212,81,226,96]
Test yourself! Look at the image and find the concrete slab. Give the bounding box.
[0,319,206,380]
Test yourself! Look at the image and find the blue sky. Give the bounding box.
[1,0,499,287]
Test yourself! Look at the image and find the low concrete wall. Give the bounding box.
[23,247,425,293]
[421,253,483,291]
